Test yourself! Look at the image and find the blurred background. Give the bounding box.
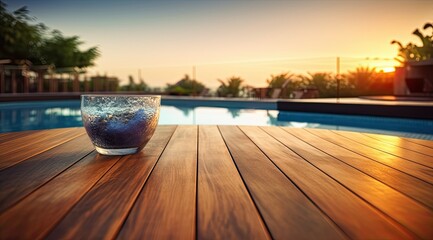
[1,0,432,98]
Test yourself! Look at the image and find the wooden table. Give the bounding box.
[1,126,432,239]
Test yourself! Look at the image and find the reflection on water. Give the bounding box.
[159,106,290,126]
[1,106,83,133]
[1,101,432,140]
[278,112,433,140]
[228,108,241,118]
[172,106,194,117]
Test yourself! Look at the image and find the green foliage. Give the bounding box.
[334,77,357,97]
[217,76,245,97]
[266,72,293,88]
[266,73,300,98]
[298,72,334,97]
[339,66,393,96]
[344,66,376,95]
[166,74,206,96]
[40,30,100,68]
[391,22,433,63]
[0,2,46,62]
[287,68,394,98]
[118,75,149,91]
[0,1,99,69]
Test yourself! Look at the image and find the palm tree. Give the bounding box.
[0,2,99,69]
[266,72,294,88]
[0,2,46,62]
[266,73,298,98]
[345,66,377,96]
[391,22,433,63]
[217,76,244,97]
[40,30,100,69]
[298,72,333,97]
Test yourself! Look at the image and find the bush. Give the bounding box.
[166,74,206,96]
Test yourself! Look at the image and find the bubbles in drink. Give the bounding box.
[81,95,160,153]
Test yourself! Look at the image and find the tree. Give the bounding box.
[267,72,294,88]
[391,22,433,63]
[136,79,149,92]
[0,1,46,62]
[128,75,135,90]
[217,76,244,97]
[298,72,334,97]
[344,66,378,96]
[119,75,149,92]
[40,30,100,69]
[340,67,394,96]
[0,1,99,69]
[266,72,299,98]
[166,74,206,96]
[333,77,357,97]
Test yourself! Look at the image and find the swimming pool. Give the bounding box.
[1,100,432,140]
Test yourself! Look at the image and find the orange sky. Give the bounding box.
[10,0,433,88]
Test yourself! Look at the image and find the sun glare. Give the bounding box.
[379,67,395,73]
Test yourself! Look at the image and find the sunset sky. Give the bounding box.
[7,0,433,88]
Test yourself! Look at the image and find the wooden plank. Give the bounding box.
[287,128,433,209]
[0,127,68,147]
[405,138,433,149]
[364,132,433,156]
[306,128,433,185]
[333,130,433,168]
[0,129,57,145]
[196,126,270,239]
[0,152,121,239]
[218,126,346,240]
[117,125,197,240]
[47,125,178,240]
[242,126,414,239]
[0,128,85,170]
[0,130,38,142]
[364,133,433,149]
[280,127,433,239]
[0,133,95,213]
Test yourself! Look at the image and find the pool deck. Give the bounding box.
[0,126,432,239]
[1,93,432,119]
[278,98,433,120]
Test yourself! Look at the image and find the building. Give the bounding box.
[394,59,433,96]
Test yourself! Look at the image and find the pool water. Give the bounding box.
[1,100,433,140]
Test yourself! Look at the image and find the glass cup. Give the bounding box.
[81,95,160,155]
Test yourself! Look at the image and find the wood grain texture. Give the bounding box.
[0,152,121,239]
[0,127,72,148]
[117,125,197,240]
[306,128,433,184]
[404,138,433,148]
[244,126,414,239]
[0,129,60,145]
[0,133,95,213]
[287,129,433,209]
[197,126,270,239]
[0,127,85,170]
[46,125,177,240]
[332,130,433,168]
[219,125,346,240]
[364,132,433,156]
[1,126,432,239]
[0,130,38,142]
[283,127,433,239]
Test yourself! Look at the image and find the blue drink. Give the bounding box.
[81,95,160,155]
